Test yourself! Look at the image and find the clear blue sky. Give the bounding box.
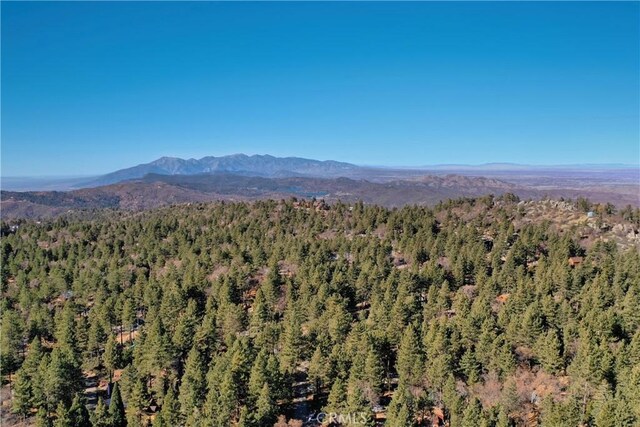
[2,1,639,176]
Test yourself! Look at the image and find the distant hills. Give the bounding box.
[0,173,527,218]
[1,154,638,218]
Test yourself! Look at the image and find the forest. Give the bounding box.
[1,196,639,426]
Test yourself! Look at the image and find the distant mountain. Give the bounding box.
[3,169,639,219]
[4,154,637,192]
[2,154,637,218]
[83,154,359,187]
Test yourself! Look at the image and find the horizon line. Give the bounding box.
[2,159,639,180]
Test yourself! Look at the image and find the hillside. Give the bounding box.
[0,173,525,219]
[4,169,640,221]
[1,198,639,426]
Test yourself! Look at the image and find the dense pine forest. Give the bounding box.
[1,196,640,426]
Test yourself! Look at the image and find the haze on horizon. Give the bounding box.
[2,1,639,177]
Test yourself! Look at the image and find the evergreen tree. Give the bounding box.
[109,382,127,427]
[68,394,91,427]
[461,397,483,427]
[179,346,207,418]
[459,348,480,384]
[121,298,137,342]
[91,398,111,427]
[158,387,181,427]
[386,384,414,426]
[126,376,147,427]
[253,383,276,426]
[364,346,385,396]
[44,347,83,410]
[1,197,638,426]
[308,347,329,394]
[173,299,199,359]
[35,407,51,427]
[11,367,33,419]
[1,310,24,375]
[397,324,423,387]
[325,377,347,415]
[280,297,303,374]
[248,349,271,401]
[53,401,71,427]
[536,330,563,374]
[103,333,120,381]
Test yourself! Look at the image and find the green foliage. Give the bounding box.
[109,382,126,427]
[91,398,111,427]
[396,324,423,387]
[536,330,563,374]
[103,333,121,380]
[68,394,91,427]
[12,367,33,418]
[1,198,638,426]
[253,383,276,426]
[179,346,207,418]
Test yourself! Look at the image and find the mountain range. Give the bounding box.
[1,154,638,218]
[85,154,360,187]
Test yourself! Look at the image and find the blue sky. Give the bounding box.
[2,1,639,176]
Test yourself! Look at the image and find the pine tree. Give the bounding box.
[613,398,636,426]
[153,413,167,427]
[1,310,24,375]
[68,394,91,427]
[11,367,33,419]
[126,376,147,427]
[536,330,563,374]
[248,349,270,400]
[443,375,462,425]
[500,379,520,415]
[24,336,44,372]
[139,314,172,380]
[253,383,276,426]
[308,347,329,394]
[364,346,384,396]
[92,398,111,427]
[35,407,51,427]
[325,377,347,415]
[122,298,137,343]
[158,387,181,426]
[173,299,199,359]
[109,382,127,427]
[32,355,49,411]
[397,324,423,387]
[250,289,271,332]
[386,384,414,427]
[55,303,79,358]
[203,357,239,427]
[179,346,207,418]
[459,348,480,384]
[103,333,120,381]
[53,401,71,427]
[461,397,483,427]
[496,407,511,427]
[45,347,83,410]
[346,374,369,416]
[280,297,303,375]
[87,319,107,364]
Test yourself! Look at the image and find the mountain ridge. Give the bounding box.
[3,170,639,220]
[0,172,525,218]
[84,154,359,187]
